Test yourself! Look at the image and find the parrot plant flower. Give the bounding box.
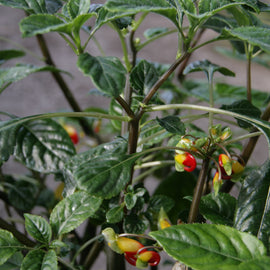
[175,152,197,172]
[63,124,79,144]
[102,228,161,269]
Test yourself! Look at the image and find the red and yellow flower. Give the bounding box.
[63,124,79,144]
[175,152,197,172]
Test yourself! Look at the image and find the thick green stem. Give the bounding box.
[36,34,95,138]
[188,157,210,223]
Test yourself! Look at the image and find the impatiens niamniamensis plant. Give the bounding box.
[1,0,270,269]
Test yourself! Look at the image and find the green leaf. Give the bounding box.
[124,214,149,234]
[0,64,67,93]
[0,0,62,14]
[156,116,185,135]
[125,193,137,210]
[234,160,270,251]
[64,138,127,196]
[8,179,38,211]
[24,214,52,244]
[144,27,169,39]
[67,0,90,19]
[71,153,138,199]
[19,14,72,37]
[0,230,23,266]
[130,60,159,95]
[50,191,102,236]
[183,59,235,79]
[77,53,126,97]
[106,205,124,223]
[223,26,270,54]
[238,256,270,270]
[200,193,236,226]
[21,250,57,270]
[154,171,196,223]
[198,0,259,15]
[0,50,25,65]
[0,252,23,270]
[150,224,267,270]
[105,0,177,24]
[13,119,76,173]
[148,194,175,213]
[221,99,261,128]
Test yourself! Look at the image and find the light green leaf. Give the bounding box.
[234,160,270,251]
[77,53,126,97]
[223,27,270,54]
[12,119,76,173]
[130,60,159,95]
[0,230,23,266]
[200,193,236,226]
[238,256,270,270]
[144,27,169,39]
[105,0,177,24]
[150,224,267,270]
[21,250,57,270]
[67,0,90,19]
[50,191,102,236]
[0,64,67,93]
[19,14,72,37]
[24,214,52,244]
[0,252,23,270]
[0,0,62,14]
[156,116,185,135]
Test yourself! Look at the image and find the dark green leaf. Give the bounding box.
[138,120,170,148]
[19,14,72,37]
[156,116,185,135]
[106,205,124,223]
[144,27,169,39]
[148,194,175,213]
[130,60,159,95]
[77,53,126,97]
[8,179,38,211]
[72,153,137,199]
[50,191,102,236]
[150,224,266,270]
[183,59,235,78]
[0,50,25,65]
[24,214,52,244]
[67,0,90,19]
[154,171,196,223]
[123,214,148,234]
[234,160,270,251]
[0,230,22,266]
[221,99,261,128]
[0,0,62,14]
[64,138,127,196]
[200,193,236,226]
[12,119,76,173]
[21,250,57,270]
[223,27,270,54]
[0,65,67,92]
